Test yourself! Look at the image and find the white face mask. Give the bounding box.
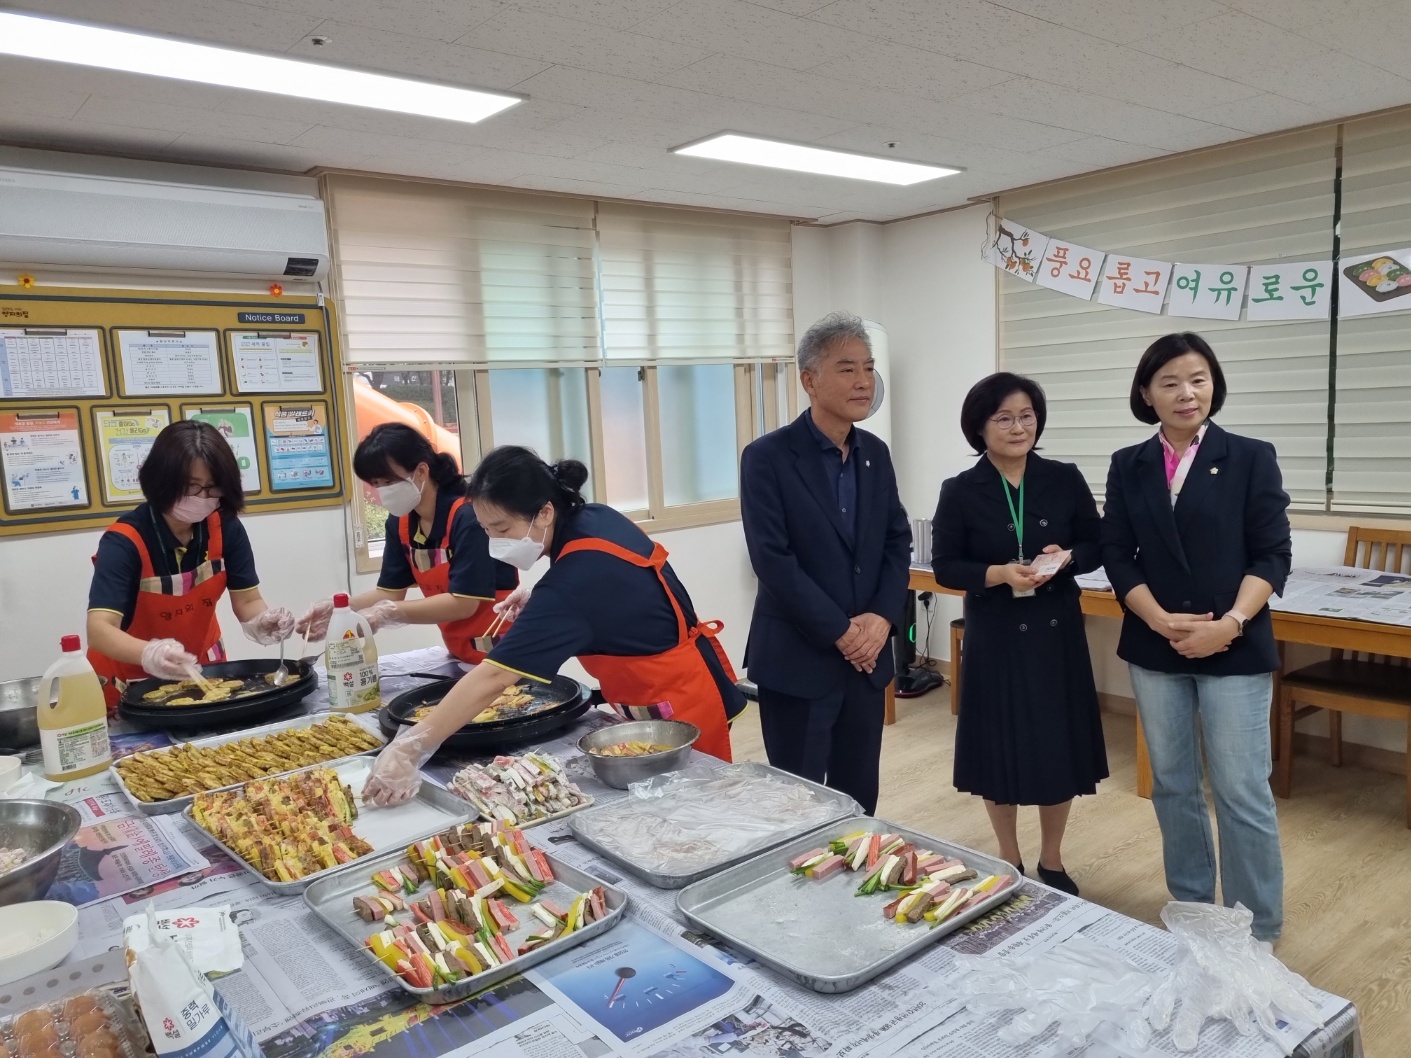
[170,494,220,523]
[375,476,422,518]
[488,522,546,570]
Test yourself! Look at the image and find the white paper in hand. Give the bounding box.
[1029,550,1072,577]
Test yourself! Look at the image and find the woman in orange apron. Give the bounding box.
[364,445,745,805]
[297,424,517,662]
[86,421,294,711]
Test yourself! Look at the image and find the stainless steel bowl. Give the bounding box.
[577,720,700,790]
[0,678,42,750]
[0,799,81,907]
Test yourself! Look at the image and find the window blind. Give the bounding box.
[325,175,599,367]
[1333,110,1411,511]
[998,127,1337,508]
[596,202,794,363]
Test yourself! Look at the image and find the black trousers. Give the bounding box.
[756,671,885,815]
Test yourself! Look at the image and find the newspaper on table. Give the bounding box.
[1270,566,1411,626]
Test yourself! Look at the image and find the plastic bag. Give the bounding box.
[1146,902,1322,1055]
[955,935,1157,1051]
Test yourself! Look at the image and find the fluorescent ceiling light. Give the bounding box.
[0,11,521,124]
[673,133,960,186]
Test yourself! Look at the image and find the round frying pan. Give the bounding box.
[118,658,317,731]
[380,671,590,752]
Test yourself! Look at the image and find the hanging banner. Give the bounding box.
[1097,255,1171,314]
[1035,238,1102,300]
[1338,249,1411,317]
[1167,264,1249,321]
[1246,261,1333,321]
[986,221,1048,282]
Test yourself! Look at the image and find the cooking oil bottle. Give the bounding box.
[37,635,112,781]
[325,593,380,712]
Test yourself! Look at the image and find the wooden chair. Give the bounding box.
[1275,527,1411,825]
[949,618,964,715]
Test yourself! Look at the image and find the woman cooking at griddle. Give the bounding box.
[85,420,294,711]
[363,445,745,806]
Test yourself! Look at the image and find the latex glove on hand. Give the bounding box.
[241,606,295,646]
[362,725,436,807]
[492,583,532,623]
[141,638,200,681]
[358,599,406,633]
[295,599,334,640]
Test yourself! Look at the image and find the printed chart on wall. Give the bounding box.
[0,408,87,512]
[231,332,322,393]
[116,330,222,396]
[263,401,333,490]
[185,405,261,493]
[0,328,106,398]
[94,407,170,504]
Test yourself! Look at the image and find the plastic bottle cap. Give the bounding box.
[60,634,81,652]
[333,593,350,607]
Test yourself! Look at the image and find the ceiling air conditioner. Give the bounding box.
[0,164,329,280]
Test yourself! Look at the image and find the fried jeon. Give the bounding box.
[115,715,383,802]
[409,684,549,725]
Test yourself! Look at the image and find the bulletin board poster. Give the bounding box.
[95,408,170,503]
[263,402,333,491]
[0,329,106,398]
[185,405,261,494]
[0,409,87,512]
[116,330,222,396]
[231,332,322,393]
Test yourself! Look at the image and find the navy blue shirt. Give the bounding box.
[805,408,861,545]
[485,505,741,716]
[88,504,259,629]
[377,488,517,598]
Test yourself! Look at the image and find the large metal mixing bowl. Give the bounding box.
[0,799,81,907]
[578,720,700,789]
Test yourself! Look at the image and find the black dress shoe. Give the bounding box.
[1037,863,1079,896]
[1014,861,1024,877]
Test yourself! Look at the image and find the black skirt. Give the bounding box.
[953,584,1108,805]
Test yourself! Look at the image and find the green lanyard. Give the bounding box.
[1000,472,1025,562]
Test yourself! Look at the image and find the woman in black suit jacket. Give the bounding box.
[1101,332,1291,943]
[932,373,1108,896]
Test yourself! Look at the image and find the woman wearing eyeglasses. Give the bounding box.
[931,373,1108,895]
[86,420,294,710]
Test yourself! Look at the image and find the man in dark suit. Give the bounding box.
[739,311,911,814]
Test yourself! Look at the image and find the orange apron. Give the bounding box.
[401,496,514,664]
[89,513,228,711]
[559,537,736,762]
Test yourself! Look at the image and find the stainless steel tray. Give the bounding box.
[303,844,628,1004]
[112,711,387,816]
[676,816,1020,993]
[568,762,862,889]
[184,758,473,894]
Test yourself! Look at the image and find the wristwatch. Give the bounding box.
[1225,608,1251,637]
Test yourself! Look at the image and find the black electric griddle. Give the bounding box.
[380,671,590,752]
[118,658,317,731]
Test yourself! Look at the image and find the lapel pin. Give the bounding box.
[865,460,871,467]
[1210,467,1219,474]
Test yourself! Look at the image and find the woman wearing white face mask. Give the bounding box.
[86,421,294,712]
[362,445,745,806]
[296,424,518,661]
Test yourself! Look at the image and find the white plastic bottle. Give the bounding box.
[37,635,112,781]
[325,593,380,713]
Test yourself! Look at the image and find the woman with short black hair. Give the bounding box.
[361,445,745,805]
[1101,332,1291,943]
[86,420,293,710]
[931,373,1107,894]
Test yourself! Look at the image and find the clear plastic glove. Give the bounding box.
[358,599,406,633]
[492,583,532,623]
[295,599,334,640]
[241,606,294,646]
[362,724,437,807]
[141,638,200,681]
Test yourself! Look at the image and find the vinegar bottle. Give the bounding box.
[37,635,112,781]
[325,593,381,713]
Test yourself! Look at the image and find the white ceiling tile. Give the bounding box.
[1138,67,1267,118]
[283,20,550,90]
[213,95,585,144]
[806,42,1014,102]
[508,153,743,194]
[572,141,731,177]
[505,0,681,32]
[0,88,89,121]
[1221,0,1402,32]
[1294,12,1411,77]
[252,0,508,44]
[815,125,1031,172]
[353,152,532,185]
[1131,12,1327,77]
[72,96,316,145]
[466,7,711,81]
[987,0,1227,45]
[505,174,648,199]
[1238,53,1411,108]
[0,55,239,110]
[157,133,342,172]
[744,0,838,14]
[16,0,323,51]
[807,0,1051,57]
[1185,93,1331,135]
[0,115,182,155]
[632,0,878,71]
[1031,135,1169,168]
[540,107,720,148]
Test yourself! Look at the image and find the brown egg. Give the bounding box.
[71,1011,111,1037]
[17,1028,61,1056]
[16,1047,61,1058]
[61,995,102,1021]
[11,1011,54,1036]
[76,1031,121,1058]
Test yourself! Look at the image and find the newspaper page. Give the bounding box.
[1270,566,1411,626]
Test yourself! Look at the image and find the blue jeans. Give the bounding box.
[1129,665,1283,940]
